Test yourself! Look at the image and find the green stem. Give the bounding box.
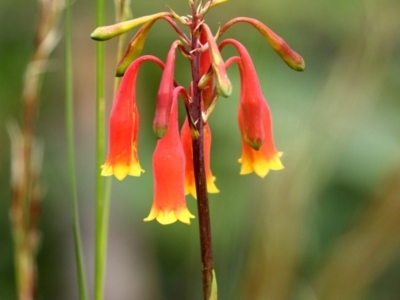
[65,1,89,299]
[95,0,107,298]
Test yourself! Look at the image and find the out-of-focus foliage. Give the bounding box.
[1,0,400,299]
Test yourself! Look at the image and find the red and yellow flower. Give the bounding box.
[144,87,194,225]
[101,59,144,181]
[238,100,283,178]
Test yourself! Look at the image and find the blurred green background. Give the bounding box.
[1,0,400,299]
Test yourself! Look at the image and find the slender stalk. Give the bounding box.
[95,0,107,298]
[65,0,89,299]
[189,3,215,299]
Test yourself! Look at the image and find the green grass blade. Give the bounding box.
[95,0,107,298]
[65,0,89,299]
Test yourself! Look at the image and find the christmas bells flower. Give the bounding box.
[101,57,146,181]
[220,38,284,177]
[144,87,195,225]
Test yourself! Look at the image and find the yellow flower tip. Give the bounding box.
[144,207,194,225]
[239,169,253,176]
[189,191,197,199]
[100,162,144,180]
[128,163,145,177]
[268,154,284,170]
[157,211,178,225]
[143,207,157,223]
[185,179,198,199]
[238,157,253,175]
[253,154,284,178]
[184,180,219,198]
[100,164,113,176]
[254,167,270,178]
[112,164,130,181]
[176,208,195,224]
[238,151,284,178]
[207,177,220,194]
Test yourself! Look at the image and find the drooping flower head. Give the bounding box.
[220,39,266,150]
[144,87,195,225]
[101,58,145,181]
[221,39,284,177]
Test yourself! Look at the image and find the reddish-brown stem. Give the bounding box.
[189,3,214,299]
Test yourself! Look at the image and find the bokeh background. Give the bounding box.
[1,0,400,299]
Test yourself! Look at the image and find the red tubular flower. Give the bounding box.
[144,87,195,225]
[238,99,283,178]
[153,40,182,138]
[101,57,148,181]
[220,39,265,150]
[181,118,219,198]
[220,39,283,177]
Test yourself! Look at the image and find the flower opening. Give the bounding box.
[238,99,283,178]
[153,40,182,138]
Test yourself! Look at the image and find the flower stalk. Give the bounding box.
[189,3,216,298]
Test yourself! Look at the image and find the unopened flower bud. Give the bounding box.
[219,17,305,71]
[91,12,171,41]
[153,40,181,138]
[202,24,232,97]
[116,21,156,77]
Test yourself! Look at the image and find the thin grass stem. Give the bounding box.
[65,0,89,299]
[95,0,107,297]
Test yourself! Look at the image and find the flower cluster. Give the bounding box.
[91,0,304,225]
